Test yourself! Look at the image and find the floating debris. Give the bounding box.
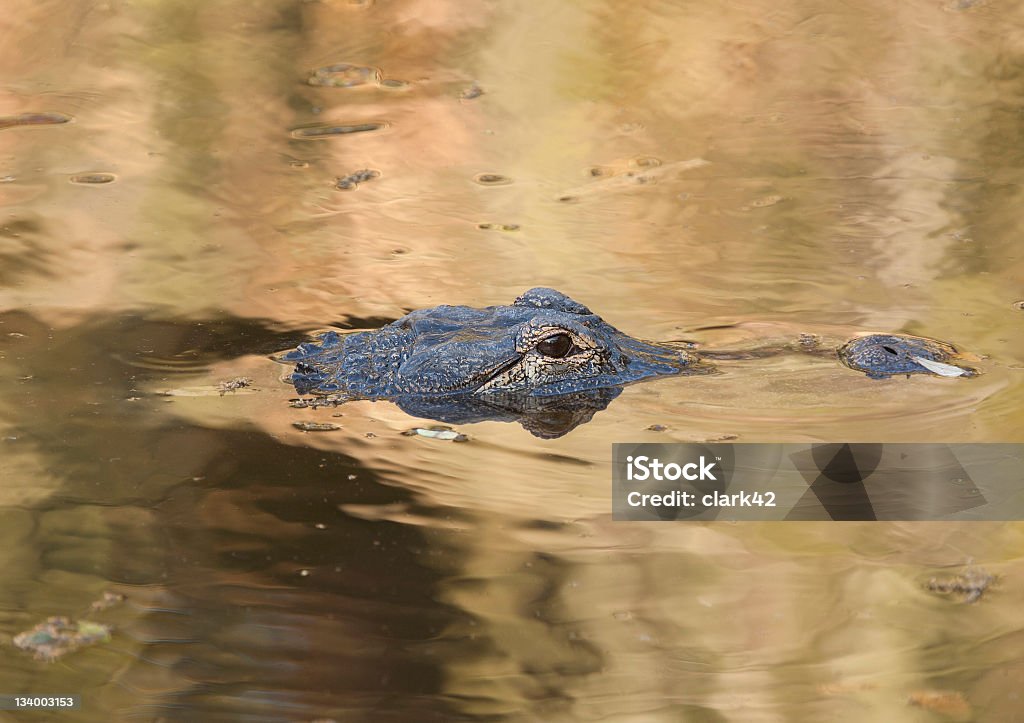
[307,63,381,88]
[460,81,484,100]
[817,680,881,696]
[290,122,388,139]
[306,63,408,90]
[705,433,739,442]
[89,591,126,612]
[1014,300,1024,311]
[647,424,668,432]
[288,396,346,409]
[0,112,73,131]
[925,565,994,603]
[69,172,116,185]
[797,333,820,349]
[473,173,512,186]
[401,425,468,442]
[14,617,112,662]
[336,168,380,190]
[748,194,784,209]
[477,223,519,232]
[633,156,661,168]
[217,377,253,395]
[587,156,661,181]
[911,356,970,377]
[557,158,709,201]
[292,421,342,432]
[907,689,971,718]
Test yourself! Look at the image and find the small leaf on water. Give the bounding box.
[403,426,469,442]
[911,356,967,377]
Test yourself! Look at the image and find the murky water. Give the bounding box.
[2,0,1023,720]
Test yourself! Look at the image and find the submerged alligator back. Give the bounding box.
[838,334,976,379]
[282,327,416,397]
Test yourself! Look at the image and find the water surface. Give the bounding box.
[1,0,1023,720]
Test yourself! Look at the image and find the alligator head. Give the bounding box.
[838,334,976,379]
[279,287,697,399]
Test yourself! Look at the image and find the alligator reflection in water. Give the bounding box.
[277,288,977,438]
[291,385,629,439]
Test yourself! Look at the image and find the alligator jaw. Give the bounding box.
[473,354,525,394]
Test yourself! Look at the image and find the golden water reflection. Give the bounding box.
[1,0,1023,719]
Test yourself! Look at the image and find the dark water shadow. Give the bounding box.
[0,310,484,720]
[1,310,610,720]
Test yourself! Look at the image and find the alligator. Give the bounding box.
[276,288,976,437]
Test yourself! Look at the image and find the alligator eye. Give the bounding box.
[536,333,574,358]
[882,345,898,355]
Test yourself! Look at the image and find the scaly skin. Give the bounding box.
[278,289,977,401]
[279,288,697,398]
